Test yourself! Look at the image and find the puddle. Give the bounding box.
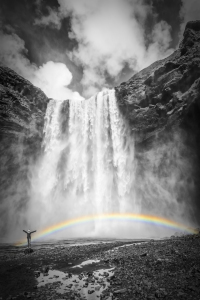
[107,241,148,253]
[72,259,100,268]
[117,242,148,248]
[37,260,114,300]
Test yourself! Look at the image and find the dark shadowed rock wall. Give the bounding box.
[115,21,200,225]
[0,65,49,235]
[115,20,200,144]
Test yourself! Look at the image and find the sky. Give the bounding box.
[0,0,200,100]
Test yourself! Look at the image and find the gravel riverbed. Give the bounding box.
[0,235,200,300]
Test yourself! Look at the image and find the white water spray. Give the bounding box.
[27,89,196,239]
[29,89,138,237]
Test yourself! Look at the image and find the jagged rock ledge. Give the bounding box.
[0,65,49,233]
[115,20,200,145]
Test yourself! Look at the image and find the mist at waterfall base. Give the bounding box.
[10,89,195,242]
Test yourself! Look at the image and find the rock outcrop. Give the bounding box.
[0,65,49,235]
[115,20,200,145]
[115,21,200,223]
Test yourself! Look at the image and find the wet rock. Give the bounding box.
[83,282,88,288]
[155,288,167,298]
[140,252,148,257]
[113,288,127,295]
[34,271,40,276]
[24,248,33,255]
[41,266,49,273]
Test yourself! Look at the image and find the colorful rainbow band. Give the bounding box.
[15,213,198,246]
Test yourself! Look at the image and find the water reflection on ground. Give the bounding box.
[37,259,114,300]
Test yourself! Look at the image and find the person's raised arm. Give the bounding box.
[31,230,36,234]
[23,230,27,233]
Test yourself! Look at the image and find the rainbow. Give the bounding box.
[15,213,198,246]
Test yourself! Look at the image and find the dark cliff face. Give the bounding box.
[115,21,200,225]
[0,65,49,235]
[115,20,200,144]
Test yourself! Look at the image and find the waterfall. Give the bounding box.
[29,89,139,237]
[27,89,197,238]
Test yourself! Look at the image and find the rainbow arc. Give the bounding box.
[16,213,197,246]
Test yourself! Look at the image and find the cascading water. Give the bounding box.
[29,89,138,237]
[27,89,197,239]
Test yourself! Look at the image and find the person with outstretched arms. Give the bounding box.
[23,229,36,248]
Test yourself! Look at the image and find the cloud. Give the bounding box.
[33,61,84,100]
[34,7,62,29]
[180,0,200,33]
[0,30,36,78]
[34,0,174,97]
[0,30,83,100]
[145,21,173,65]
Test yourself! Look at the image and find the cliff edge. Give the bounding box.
[115,20,200,144]
[0,65,49,234]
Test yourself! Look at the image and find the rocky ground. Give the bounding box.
[0,234,200,300]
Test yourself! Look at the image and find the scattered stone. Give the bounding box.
[41,265,49,273]
[140,252,148,257]
[113,288,127,295]
[24,248,34,255]
[1,236,200,300]
[34,270,40,277]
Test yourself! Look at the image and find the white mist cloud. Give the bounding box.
[136,130,197,229]
[33,61,84,100]
[35,0,174,97]
[180,0,200,33]
[0,30,83,100]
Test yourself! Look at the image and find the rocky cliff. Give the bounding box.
[115,20,200,145]
[115,21,200,223]
[0,65,49,235]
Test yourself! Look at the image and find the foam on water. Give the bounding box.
[28,89,138,237]
[25,88,196,240]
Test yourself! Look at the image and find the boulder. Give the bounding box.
[24,248,34,254]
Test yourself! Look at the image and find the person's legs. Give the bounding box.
[28,238,30,248]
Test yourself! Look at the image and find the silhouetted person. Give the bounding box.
[23,229,36,248]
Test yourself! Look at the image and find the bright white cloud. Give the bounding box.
[0,30,84,100]
[180,0,200,33]
[35,0,174,97]
[33,61,79,100]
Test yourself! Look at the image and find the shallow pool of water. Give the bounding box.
[37,260,114,300]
